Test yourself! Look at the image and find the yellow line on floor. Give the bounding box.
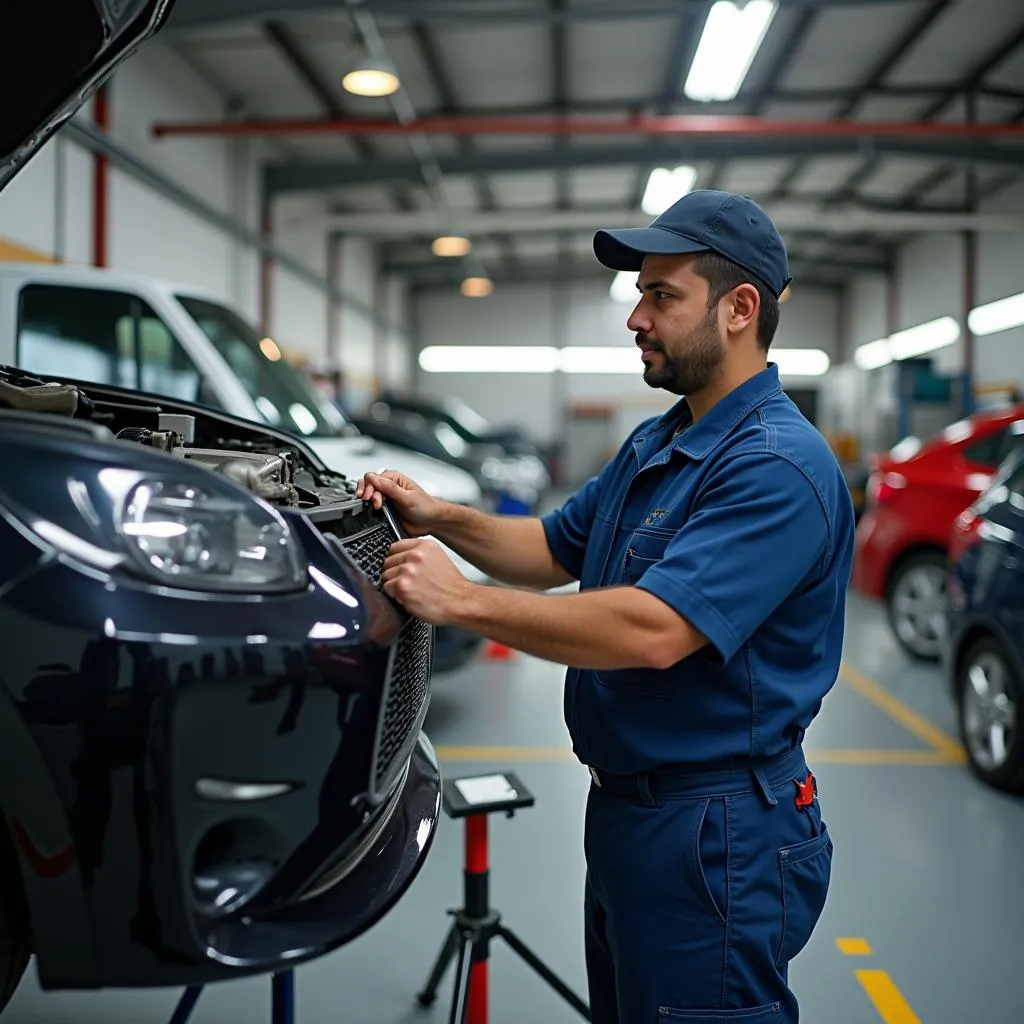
[836,936,874,956]
[434,745,960,765]
[840,661,966,762]
[855,969,923,1024]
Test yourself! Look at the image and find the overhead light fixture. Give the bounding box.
[432,235,472,258]
[968,291,1024,336]
[684,0,778,102]
[854,338,892,371]
[772,348,830,377]
[419,346,559,374]
[460,277,494,298]
[609,270,638,304]
[888,316,960,360]
[419,345,831,377]
[641,165,699,216]
[853,316,961,370]
[342,57,400,97]
[259,337,282,362]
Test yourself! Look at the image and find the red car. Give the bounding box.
[853,404,1024,660]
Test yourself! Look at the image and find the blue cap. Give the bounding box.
[594,189,791,298]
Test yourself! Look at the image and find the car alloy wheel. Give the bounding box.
[887,552,948,661]
[958,636,1024,792]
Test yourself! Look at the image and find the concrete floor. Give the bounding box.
[7,590,1024,1023]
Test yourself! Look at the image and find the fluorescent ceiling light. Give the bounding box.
[854,339,892,371]
[684,0,777,102]
[641,165,699,216]
[773,348,830,377]
[887,316,960,360]
[610,270,638,303]
[559,347,643,374]
[419,346,559,374]
[420,346,831,377]
[968,291,1024,336]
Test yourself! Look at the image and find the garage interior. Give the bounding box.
[4,0,1024,1021]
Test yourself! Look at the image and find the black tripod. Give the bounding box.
[417,772,592,1024]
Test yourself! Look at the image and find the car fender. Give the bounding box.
[0,675,99,988]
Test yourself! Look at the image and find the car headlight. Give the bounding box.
[118,478,303,592]
[0,449,307,594]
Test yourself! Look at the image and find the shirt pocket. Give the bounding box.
[621,526,675,585]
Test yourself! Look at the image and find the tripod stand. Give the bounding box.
[417,772,591,1024]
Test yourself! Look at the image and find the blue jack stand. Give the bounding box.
[168,970,294,1024]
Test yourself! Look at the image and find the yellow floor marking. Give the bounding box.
[855,970,923,1024]
[840,661,966,762]
[836,937,873,956]
[434,745,959,765]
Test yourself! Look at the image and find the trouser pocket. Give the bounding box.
[659,1001,781,1020]
[775,825,833,968]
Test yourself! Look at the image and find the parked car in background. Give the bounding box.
[852,404,1024,660]
[354,403,549,513]
[946,449,1024,792]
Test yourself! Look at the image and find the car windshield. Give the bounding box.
[175,295,347,439]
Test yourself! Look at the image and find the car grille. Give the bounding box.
[333,516,433,800]
[340,521,396,587]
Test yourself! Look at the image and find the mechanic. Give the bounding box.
[357,189,856,1024]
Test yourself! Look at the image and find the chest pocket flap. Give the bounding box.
[621,526,674,584]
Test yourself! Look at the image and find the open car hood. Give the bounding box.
[0,1,175,192]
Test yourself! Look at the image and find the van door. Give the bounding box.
[15,282,223,408]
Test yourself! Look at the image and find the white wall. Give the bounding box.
[414,278,840,446]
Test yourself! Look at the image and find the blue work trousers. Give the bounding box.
[583,746,832,1023]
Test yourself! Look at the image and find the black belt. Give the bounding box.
[586,745,806,806]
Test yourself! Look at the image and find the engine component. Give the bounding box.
[0,377,80,416]
[185,448,300,507]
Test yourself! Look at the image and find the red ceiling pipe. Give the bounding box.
[93,85,109,268]
[152,114,1024,140]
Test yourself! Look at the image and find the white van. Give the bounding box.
[0,262,489,589]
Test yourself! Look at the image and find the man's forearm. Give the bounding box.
[449,582,706,671]
[430,503,573,590]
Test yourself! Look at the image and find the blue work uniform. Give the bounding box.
[541,364,855,1024]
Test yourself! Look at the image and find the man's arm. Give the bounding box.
[429,503,574,591]
[453,584,706,669]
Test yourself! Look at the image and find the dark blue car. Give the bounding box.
[946,448,1024,793]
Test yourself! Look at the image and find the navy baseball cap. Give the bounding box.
[594,189,791,298]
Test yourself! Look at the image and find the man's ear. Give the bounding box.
[726,283,760,335]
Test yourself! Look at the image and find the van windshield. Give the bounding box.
[175,295,347,439]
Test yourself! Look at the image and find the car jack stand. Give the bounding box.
[168,969,294,1024]
[417,773,591,1024]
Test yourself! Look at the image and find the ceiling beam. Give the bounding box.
[318,205,1024,239]
[264,139,1024,195]
[167,0,922,32]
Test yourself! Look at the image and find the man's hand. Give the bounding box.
[355,470,442,538]
[381,538,476,625]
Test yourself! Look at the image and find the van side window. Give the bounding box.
[18,285,136,388]
[17,284,212,406]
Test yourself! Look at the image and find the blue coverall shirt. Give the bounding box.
[540,363,856,775]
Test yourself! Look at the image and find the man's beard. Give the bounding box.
[639,310,724,396]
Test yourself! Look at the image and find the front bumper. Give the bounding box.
[0,526,439,991]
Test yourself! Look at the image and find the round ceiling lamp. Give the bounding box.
[461,277,493,298]
[342,58,400,97]
[432,235,472,258]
